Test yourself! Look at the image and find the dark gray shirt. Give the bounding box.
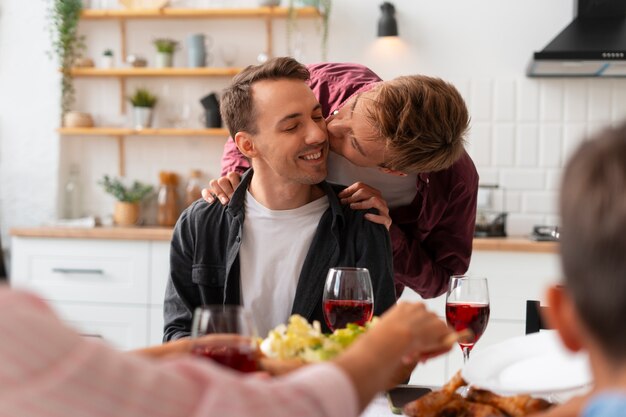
[163,169,396,341]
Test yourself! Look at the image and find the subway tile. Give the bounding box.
[494,79,516,122]
[467,124,492,166]
[506,213,544,236]
[545,215,561,228]
[470,79,493,122]
[517,78,540,122]
[500,169,545,190]
[476,168,499,185]
[588,80,612,123]
[546,170,562,191]
[563,80,588,122]
[522,192,558,214]
[540,80,564,122]
[539,124,563,168]
[516,125,539,167]
[563,124,587,162]
[611,80,626,122]
[493,125,515,166]
[503,190,522,213]
[448,78,471,106]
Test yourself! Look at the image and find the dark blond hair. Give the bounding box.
[220,57,310,138]
[366,76,469,173]
[560,122,626,363]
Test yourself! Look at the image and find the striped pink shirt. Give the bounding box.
[0,287,358,417]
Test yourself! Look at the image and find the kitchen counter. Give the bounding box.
[10,227,559,253]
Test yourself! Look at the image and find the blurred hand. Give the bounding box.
[202,172,241,205]
[338,182,391,230]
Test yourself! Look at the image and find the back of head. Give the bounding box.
[220,57,310,138]
[560,122,626,363]
[366,75,470,174]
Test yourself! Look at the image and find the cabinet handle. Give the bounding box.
[80,333,104,339]
[52,268,104,275]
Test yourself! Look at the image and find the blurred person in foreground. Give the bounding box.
[0,285,454,417]
[530,122,626,417]
[206,60,478,299]
[164,57,395,340]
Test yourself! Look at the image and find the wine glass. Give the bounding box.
[445,275,490,363]
[190,305,259,373]
[323,267,374,331]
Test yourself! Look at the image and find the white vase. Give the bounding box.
[155,52,173,68]
[101,55,114,68]
[133,107,153,130]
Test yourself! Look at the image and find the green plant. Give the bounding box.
[103,49,114,56]
[47,0,85,122]
[99,175,153,203]
[287,0,331,61]
[128,88,158,108]
[153,38,179,54]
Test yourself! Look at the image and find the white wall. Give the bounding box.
[2,0,626,251]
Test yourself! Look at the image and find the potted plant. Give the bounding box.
[101,49,114,68]
[47,0,85,124]
[128,88,158,129]
[99,175,153,226]
[287,0,331,60]
[153,38,179,68]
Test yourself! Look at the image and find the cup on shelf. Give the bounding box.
[187,33,214,67]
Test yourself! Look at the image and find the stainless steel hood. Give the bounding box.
[527,0,626,77]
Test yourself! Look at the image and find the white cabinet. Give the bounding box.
[403,250,561,386]
[11,236,171,350]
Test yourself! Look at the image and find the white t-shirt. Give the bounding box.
[326,153,418,209]
[239,190,329,336]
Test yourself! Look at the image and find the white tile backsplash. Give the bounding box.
[467,77,626,236]
[516,125,538,167]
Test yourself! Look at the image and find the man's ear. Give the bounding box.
[234,132,257,159]
[545,285,584,352]
[377,167,408,177]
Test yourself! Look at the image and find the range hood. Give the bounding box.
[527,0,626,77]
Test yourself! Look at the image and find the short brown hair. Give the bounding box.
[220,57,310,138]
[365,76,470,174]
[560,122,626,363]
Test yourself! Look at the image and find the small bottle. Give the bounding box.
[185,169,203,207]
[63,164,82,219]
[157,171,179,227]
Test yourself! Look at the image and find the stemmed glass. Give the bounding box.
[445,275,490,363]
[190,305,259,373]
[323,267,374,331]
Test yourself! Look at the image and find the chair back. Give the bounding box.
[525,300,550,334]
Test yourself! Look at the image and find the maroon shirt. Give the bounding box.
[221,63,479,299]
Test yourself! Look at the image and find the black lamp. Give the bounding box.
[378,2,398,37]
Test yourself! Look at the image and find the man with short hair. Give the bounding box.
[164,58,395,341]
[210,63,479,299]
[535,123,626,417]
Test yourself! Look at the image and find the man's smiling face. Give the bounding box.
[247,78,329,185]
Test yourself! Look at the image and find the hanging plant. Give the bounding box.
[47,0,85,124]
[287,0,331,61]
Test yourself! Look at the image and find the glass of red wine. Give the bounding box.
[190,305,259,373]
[445,275,490,364]
[323,267,374,331]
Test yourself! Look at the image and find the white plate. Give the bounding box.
[462,331,592,395]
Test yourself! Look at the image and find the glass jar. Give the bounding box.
[157,171,179,227]
[63,164,83,219]
[185,169,203,207]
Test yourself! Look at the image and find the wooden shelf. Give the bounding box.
[81,6,321,19]
[58,127,229,136]
[68,67,243,77]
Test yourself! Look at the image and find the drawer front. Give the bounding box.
[149,241,170,305]
[11,237,150,304]
[50,301,149,350]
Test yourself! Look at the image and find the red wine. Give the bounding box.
[192,345,258,373]
[323,299,373,331]
[445,302,490,351]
